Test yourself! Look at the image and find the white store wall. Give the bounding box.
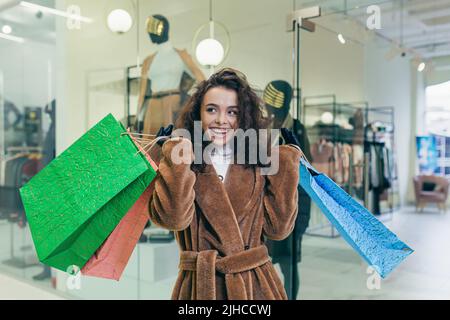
[0,40,56,111]
[363,40,414,205]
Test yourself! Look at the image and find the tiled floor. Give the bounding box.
[0,206,449,300]
[297,206,450,300]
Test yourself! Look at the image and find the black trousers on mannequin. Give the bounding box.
[267,187,311,300]
[277,235,304,300]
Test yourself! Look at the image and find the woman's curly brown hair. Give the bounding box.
[176,68,270,173]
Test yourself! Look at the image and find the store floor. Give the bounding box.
[0,206,449,300]
[0,273,64,300]
[296,205,450,300]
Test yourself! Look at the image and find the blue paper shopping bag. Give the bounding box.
[299,158,413,278]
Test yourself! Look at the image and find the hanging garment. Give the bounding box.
[370,144,380,189]
[352,144,364,188]
[142,94,181,135]
[370,143,390,191]
[311,140,334,177]
[342,143,352,184]
[1,156,28,215]
[351,109,365,145]
[333,143,344,184]
[5,157,28,187]
[150,140,302,300]
[370,143,391,215]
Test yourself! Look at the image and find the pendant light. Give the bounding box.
[105,0,135,35]
[193,0,230,74]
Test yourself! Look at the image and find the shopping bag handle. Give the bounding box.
[121,131,166,156]
[300,156,321,177]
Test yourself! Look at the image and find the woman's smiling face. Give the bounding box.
[201,86,240,146]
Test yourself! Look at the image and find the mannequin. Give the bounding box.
[263,80,311,300]
[137,14,205,135]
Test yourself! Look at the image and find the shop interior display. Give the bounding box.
[135,14,205,135]
[302,96,399,237]
[0,100,52,269]
[2,0,446,301]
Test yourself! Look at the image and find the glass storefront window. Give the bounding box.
[0,0,430,300]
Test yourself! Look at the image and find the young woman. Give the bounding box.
[149,68,302,300]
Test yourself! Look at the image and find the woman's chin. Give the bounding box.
[210,135,231,146]
[211,137,225,146]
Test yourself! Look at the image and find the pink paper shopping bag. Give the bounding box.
[81,134,159,281]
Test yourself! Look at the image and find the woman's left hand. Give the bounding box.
[280,128,303,155]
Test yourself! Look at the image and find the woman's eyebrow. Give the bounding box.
[204,103,239,109]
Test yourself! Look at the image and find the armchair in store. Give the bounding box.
[413,175,449,212]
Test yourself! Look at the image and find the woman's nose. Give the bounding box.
[215,112,227,124]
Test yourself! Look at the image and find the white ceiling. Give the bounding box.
[2,0,450,60]
[0,0,56,44]
[298,0,450,60]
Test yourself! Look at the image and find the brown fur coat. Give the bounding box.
[149,139,301,300]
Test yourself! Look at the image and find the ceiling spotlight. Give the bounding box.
[2,25,12,34]
[418,62,426,72]
[338,33,346,44]
[20,1,93,23]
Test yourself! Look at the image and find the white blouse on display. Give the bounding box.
[148,41,194,92]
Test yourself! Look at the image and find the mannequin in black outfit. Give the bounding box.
[263,80,312,300]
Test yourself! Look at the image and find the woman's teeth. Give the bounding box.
[210,128,228,135]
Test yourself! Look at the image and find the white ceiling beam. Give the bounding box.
[406,36,450,49]
[408,7,450,21]
[0,0,20,12]
[420,48,450,59]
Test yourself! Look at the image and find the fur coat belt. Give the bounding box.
[179,245,270,300]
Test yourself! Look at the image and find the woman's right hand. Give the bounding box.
[156,124,174,146]
[162,137,195,165]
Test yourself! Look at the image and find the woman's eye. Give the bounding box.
[228,110,239,116]
[206,107,216,113]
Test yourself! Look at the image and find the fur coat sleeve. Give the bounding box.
[262,145,301,240]
[149,138,196,231]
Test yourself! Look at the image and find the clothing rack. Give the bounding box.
[1,150,42,269]
[366,106,399,221]
[302,95,369,238]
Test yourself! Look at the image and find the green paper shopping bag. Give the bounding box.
[20,114,157,273]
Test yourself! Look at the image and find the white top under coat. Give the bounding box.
[209,144,233,183]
